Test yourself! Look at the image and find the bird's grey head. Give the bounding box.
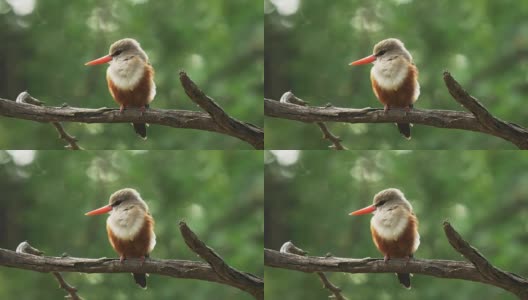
[108,188,148,213]
[372,188,413,213]
[372,38,412,63]
[108,38,149,64]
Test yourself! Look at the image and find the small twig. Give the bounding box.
[279,91,309,106]
[279,91,347,150]
[178,221,264,300]
[16,92,82,150]
[279,241,308,256]
[279,241,348,300]
[316,273,348,300]
[52,273,82,300]
[15,241,44,256]
[179,71,264,149]
[51,123,82,150]
[316,123,347,150]
[16,241,82,300]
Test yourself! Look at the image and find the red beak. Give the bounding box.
[349,204,376,216]
[85,55,112,66]
[85,204,112,216]
[349,54,376,66]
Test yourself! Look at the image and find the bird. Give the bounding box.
[349,38,420,139]
[349,188,420,289]
[85,188,156,288]
[85,38,156,139]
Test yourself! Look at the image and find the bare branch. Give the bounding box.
[16,241,82,300]
[442,72,528,149]
[16,91,82,150]
[265,72,528,149]
[280,241,347,300]
[315,122,346,150]
[265,222,528,299]
[179,72,263,149]
[52,272,82,300]
[1,223,263,299]
[51,122,82,150]
[179,221,263,300]
[443,222,528,299]
[1,72,263,149]
[279,91,346,149]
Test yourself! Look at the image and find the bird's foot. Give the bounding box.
[384,255,390,262]
[120,255,126,263]
[119,105,125,113]
[140,256,146,265]
[384,104,390,112]
[405,255,413,264]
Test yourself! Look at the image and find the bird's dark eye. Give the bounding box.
[112,200,122,207]
[376,200,386,207]
[112,50,122,57]
[376,50,386,56]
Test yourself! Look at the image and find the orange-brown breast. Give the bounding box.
[107,214,154,258]
[370,214,418,258]
[107,65,154,108]
[371,64,418,108]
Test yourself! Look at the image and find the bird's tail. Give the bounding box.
[133,273,147,289]
[133,123,147,139]
[397,273,411,289]
[397,123,411,139]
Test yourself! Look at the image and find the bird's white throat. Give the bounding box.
[107,59,145,90]
[371,209,409,241]
[107,210,145,240]
[371,59,409,91]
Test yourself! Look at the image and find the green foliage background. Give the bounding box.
[265,150,527,300]
[0,150,263,300]
[0,0,263,149]
[265,0,528,149]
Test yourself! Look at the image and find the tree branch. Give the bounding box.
[264,222,528,299]
[280,241,348,300]
[0,222,263,299]
[16,241,82,300]
[16,91,82,150]
[179,72,264,149]
[443,222,528,299]
[442,72,528,149]
[50,122,82,150]
[279,91,347,150]
[179,221,264,300]
[264,71,528,149]
[0,72,263,149]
